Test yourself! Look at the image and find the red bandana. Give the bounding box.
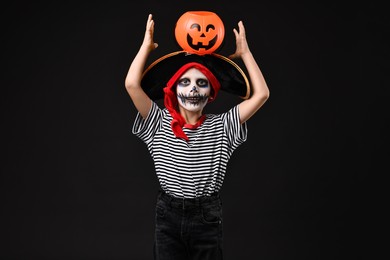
[163,62,221,141]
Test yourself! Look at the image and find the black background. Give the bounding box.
[1,1,386,259]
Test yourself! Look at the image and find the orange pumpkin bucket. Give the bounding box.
[174,11,225,55]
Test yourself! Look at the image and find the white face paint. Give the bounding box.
[176,68,211,112]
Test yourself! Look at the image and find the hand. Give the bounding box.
[142,14,158,51]
[228,21,250,60]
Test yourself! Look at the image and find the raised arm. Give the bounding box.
[125,14,158,119]
[229,21,270,124]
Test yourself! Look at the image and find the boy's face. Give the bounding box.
[176,68,211,112]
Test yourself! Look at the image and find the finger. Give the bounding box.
[232,28,239,38]
[238,21,246,35]
[146,14,152,29]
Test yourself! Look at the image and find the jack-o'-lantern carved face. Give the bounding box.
[175,11,225,55]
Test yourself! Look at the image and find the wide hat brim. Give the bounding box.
[141,51,250,101]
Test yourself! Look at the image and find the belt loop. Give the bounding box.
[197,196,202,208]
[168,193,174,209]
[160,190,173,209]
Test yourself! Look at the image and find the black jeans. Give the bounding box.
[154,190,223,260]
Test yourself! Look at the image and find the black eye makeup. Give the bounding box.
[177,78,209,88]
[196,79,209,87]
[178,78,191,86]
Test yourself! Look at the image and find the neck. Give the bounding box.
[178,107,203,125]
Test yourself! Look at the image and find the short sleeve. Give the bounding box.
[132,101,162,145]
[221,105,248,149]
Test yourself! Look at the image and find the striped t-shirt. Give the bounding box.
[132,101,247,198]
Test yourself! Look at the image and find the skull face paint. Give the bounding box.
[176,68,211,112]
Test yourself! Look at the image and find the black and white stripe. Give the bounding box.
[133,102,247,198]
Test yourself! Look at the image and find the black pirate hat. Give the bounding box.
[141,51,250,101]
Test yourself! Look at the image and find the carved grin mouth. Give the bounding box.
[187,34,217,50]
